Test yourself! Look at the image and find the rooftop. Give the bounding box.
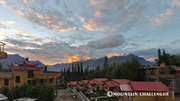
[70,81,77,85]
[93,78,109,85]
[82,80,89,84]
[105,81,116,88]
[8,62,44,71]
[112,79,131,84]
[130,81,171,92]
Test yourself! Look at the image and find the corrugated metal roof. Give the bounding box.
[119,84,133,92]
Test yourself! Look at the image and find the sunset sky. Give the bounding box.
[0,0,180,65]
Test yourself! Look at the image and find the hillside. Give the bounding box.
[47,54,156,71]
[0,54,45,68]
[0,54,156,71]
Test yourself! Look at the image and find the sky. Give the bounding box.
[0,0,180,65]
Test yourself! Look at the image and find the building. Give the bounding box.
[81,80,89,87]
[67,80,89,88]
[104,81,117,92]
[88,80,96,89]
[89,78,109,91]
[145,65,180,99]
[119,81,172,101]
[69,81,78,87]
[104,79,130,92]
[77,81,84,88]
[66,78,176,101]
[0,61,60,92]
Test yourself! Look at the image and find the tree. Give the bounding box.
[114,58,144,81]
[103,56,108,69]
[111,65,122,79]
[80,62,83,77]
[84,66,89,79]
[63,68,66,82]
[2,84,55,101]
[96,65,100,71]
[103,56,108,77]
[113,62,116,68]
[157,49,171,66]
[71,63,75,81]
[0,87,10,98]
[77,63,80,80]
[158,48,161,65]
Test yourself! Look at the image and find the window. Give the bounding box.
[16,76,20,83]
[4,79,9,85]
[28,71,34,78]
[49,79,53,83]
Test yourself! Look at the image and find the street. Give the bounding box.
[54,89,78,101]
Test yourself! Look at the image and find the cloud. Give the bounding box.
[2,31,93,64]
[87,34,125,50]
[0,22,7,29]
[0,0,6,4]
[82,0,145,32]
[133,48,158,60]
[0,21,15,29]
[83,19,107,31]
[23,0,29,5]
[107,52,121,58]
[94,11,101,18]
[146,58,156,62]
[153,9,174,25]
[3,31,41,48]
[3,0,81,32]
[171,0,180,7]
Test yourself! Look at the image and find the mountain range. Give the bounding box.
[0,54,45,68]
[0,54,156,71]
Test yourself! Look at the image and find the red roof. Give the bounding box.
[70,81,77,86]
[67,83,71,86]
[8,66,21,70]
[112,79,131,84]
[130,81,171,92]
[93,78,109,85]
[8,62,44,71]
[82,80,89,84]
[89,81,96,85]
[78,81,84,85]
[105,82,117,88]
[15,62,39,66]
